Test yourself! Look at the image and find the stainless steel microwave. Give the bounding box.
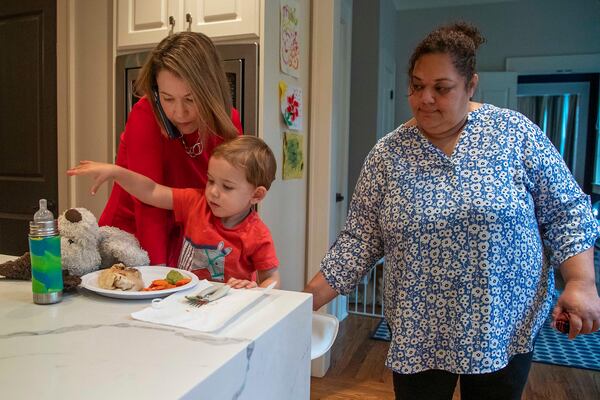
[115,42,258,150]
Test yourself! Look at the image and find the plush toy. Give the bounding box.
[59,208,149,276]
[58,208,102,276]
[0,208,149,284]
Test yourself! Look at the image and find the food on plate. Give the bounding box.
[97,264,144,291]
[142,279,176,291]
[165,270,187,284]
[141,269,191,291]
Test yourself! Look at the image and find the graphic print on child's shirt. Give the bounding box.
[178,239,232,281]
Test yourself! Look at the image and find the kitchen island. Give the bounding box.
[0,255,312,399]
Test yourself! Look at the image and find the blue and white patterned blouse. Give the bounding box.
[320,104,599,374]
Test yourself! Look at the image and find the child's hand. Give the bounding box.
[67,161,116,195]
[227,277,258,289]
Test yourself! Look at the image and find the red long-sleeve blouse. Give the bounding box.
[99,96,243,267]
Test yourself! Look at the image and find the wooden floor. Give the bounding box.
[310,314,600,400]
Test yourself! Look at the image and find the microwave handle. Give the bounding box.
[168,16,175,35]
[186,13,192,32]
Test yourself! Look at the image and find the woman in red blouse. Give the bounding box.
[99,32,242,267]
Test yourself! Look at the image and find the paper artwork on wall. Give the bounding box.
[282,132,304,180]
[280,0,300,78]
[279,80,303,131]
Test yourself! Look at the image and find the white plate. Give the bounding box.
[80,266,199,299]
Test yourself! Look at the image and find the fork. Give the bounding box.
[185,284,231,308]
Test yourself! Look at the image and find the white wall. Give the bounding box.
[393,0,600,122]
[60,0,113,216]
[259,0,310,291]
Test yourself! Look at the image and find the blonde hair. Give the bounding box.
[212,136,277,190]
[136,32,238,140]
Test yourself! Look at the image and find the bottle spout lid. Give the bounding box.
[34,199,54,222]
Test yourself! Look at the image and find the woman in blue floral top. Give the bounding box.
[305,22,600,400]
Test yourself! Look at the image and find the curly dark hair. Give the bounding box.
[408,22,486,87]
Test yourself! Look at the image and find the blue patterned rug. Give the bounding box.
[533,317,600,371]
[371,318,391,342]
[370,317,600,371]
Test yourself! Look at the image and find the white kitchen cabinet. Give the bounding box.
[184,0,259,41]
[117,0,181,50]
[117,0,259,50]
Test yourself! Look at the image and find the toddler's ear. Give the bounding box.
[251,186,267,204]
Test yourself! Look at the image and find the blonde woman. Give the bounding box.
[100,32,242,267]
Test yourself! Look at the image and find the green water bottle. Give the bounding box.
[29,199,63,304]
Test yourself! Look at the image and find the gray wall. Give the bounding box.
[348,0,600,198]
[348,0,398,197]
[348,0,380,197]
[394,0,600,122]
[377,0,398,139]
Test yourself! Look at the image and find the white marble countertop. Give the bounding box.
[0,256,312,399]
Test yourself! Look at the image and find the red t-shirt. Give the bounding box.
[99,97,243,267]
[172,188,279,282]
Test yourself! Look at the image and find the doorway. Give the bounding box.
[0,0,58,255]
[307,0,353,377]
[307,0,353,317]
[517,74,599,194]
[378,49,396,139]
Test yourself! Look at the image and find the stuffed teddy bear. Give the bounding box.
[0,207,149,287]
[59,208,149,276]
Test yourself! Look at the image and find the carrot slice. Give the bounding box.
[175,278,192,286]
[141,275,190,291]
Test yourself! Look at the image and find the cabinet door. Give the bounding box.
[184,0,259,40]
[117,0,182,50]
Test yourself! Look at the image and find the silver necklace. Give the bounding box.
[181,133,204,157]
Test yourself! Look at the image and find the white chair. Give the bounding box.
[311,312,339,360]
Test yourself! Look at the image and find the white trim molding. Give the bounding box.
[506,53,600,74]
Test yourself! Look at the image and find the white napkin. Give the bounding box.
[131,280,266,332]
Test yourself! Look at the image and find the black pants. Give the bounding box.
[393,352,533,400]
